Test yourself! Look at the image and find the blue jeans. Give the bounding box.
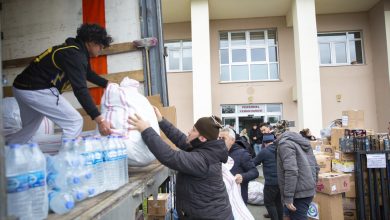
[286,197,313,220]
[254,143,262,155]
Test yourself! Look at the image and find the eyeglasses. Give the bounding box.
[211,115,223,128]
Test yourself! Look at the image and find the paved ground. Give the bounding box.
[248,203,268,220]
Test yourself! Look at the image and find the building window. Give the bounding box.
[165,40,192,72]
[219,29,279,82]
[318,31,364,65]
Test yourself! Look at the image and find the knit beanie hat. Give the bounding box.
[194,115,223,141]
[262,134,275,143]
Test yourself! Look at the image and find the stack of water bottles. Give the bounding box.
[45,135,129,215]
[5,143,48,220]
[46,138,95,215]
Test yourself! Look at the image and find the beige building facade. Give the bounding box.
[162,0,390,136]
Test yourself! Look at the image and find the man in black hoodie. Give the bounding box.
[7,23,113,144]
[219,127,259,204]
[128,108,233,220]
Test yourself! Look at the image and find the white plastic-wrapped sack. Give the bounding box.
[222,157,255,220]
[247,180,264,205]
[100,77,160,166]
[2,97,22,136]
[2,97,54,137]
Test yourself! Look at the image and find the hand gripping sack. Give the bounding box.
[100,77,160,166]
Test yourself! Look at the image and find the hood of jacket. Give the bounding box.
[193,139,229,164]
[65,37,90,58]
[275,131,312,152]
[230,140,246,153]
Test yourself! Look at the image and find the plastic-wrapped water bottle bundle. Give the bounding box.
[46,138,95,214]
[102,135,129,190]
[6,135,129,217]
[5,143,48,220]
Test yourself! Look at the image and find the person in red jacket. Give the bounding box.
[7,23,113,144]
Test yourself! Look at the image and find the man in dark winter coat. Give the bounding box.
[253,134,282,220]
[7,23,113,144]
[219,127,259,204]
[274,131,319,220]
[249,124,262,155]
[128,108,233,220]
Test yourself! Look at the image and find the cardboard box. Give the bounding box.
[311,142,334,156]
[321,137,330,145]
[344,209,357,220]
[158,106,177,149]
[332,159,354,173]
[77,106,100,131]
[310,141,320,149]
[147,95,164,108]
[316,172,351,195]
[313,193,344,220]
[319,144,334,156]
[343,197,356,210]
[345,175,356,198]
[334,150,355,161]
[147,215,165,220]
[148,193,170,215]
[331,127,346,148]
[147,214,170,220]
[342,110,364,129]
[315,154,332,173]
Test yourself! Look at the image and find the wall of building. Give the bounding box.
[369,1,390,132]
[210,17,299,130]
[164,12,384,133]
[163,22,194,132]
[317,12,378,131]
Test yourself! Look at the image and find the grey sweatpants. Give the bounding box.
[6,87,83,144]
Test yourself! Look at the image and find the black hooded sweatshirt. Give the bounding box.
[13,37,108,120]
[141,119,234,220]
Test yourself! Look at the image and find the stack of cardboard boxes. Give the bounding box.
[310,110,365,220]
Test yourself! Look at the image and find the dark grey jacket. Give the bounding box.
[274,132,319,204]
[141,119,233,220]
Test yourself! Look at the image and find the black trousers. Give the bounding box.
[264,184,283,220]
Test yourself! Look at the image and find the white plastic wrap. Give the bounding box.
[247,180,264,205]
[2,97,54,137]
[222,157,255,220]
[100,77,159,166]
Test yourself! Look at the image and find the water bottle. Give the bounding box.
[48,139,83,191]
[93,137,105,194]
[48,190,75,214]
[27,143,48,220]
[103,136,120,190]
[47,169,81,190]
[117,136,129,185]
[6,144,32,219]
[113,136,125,186]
